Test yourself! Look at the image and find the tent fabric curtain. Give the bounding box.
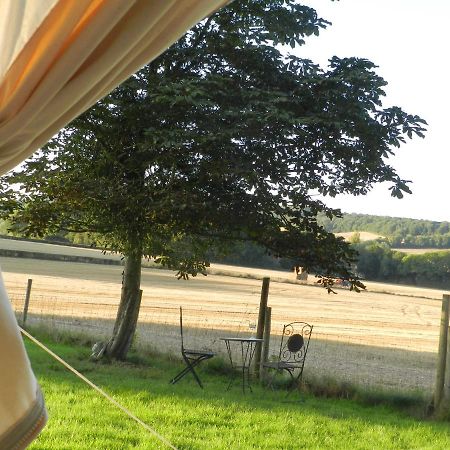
[0,0,231,447]
[0,269,47,450]
[0,0,231,176]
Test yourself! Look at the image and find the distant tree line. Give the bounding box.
[208,229,450,289]
[318,213,450,248]
[0,219,292,270]
[353,241,450,289]
[206,240,295,271]
[1,219,449,289]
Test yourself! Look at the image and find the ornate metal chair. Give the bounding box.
[170,307,215,388]
[263,321,313,395]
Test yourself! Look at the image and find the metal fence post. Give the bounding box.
[254,277,270,378]
[22,278,33,327]
[434,294,450,410]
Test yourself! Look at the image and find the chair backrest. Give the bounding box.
[277,321,313,368]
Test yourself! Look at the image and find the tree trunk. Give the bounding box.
[106,246,143,360]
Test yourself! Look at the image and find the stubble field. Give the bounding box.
[1,238,449,392]
[1,255,446,350]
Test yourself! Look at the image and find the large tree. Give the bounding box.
[0,0,426,359]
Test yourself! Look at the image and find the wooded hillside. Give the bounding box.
[318,213,450,248]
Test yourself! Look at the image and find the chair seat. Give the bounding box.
[183,349,214,357]
[263,361,301,370]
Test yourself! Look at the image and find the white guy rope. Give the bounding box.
[20,327,178,450]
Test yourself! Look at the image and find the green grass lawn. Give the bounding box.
[26,335,450,450]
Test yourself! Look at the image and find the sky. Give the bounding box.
[296,0,450,222]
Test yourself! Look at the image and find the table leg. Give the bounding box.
[222,339,260,393]
[241,341,258,393]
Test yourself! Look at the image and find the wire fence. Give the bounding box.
[9,287,437,396]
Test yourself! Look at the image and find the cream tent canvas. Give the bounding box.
[0,1,231,448]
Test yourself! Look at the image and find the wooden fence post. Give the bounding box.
[260,306,272,383]
[254,277,270,378]
[439,294,450,413]
[22,278,33,327]
[434,294,450,410]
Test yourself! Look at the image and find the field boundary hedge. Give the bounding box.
[0,249,122,266]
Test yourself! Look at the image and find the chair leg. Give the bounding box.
[170,354,211,388]
[184,355,204,389]
[170,366,193,385]
[284,369,305,399]
[170,362,203,388]
[263,367,304,399]
[263,367,282,391]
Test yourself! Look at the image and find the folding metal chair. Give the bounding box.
[263,321,313,395]
[170,306,215,388]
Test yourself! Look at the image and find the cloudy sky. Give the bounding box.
[297,0,449,222]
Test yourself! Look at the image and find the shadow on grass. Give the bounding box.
[21,313,437,399]
[25,330,434,418]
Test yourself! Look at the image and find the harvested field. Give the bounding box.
[335,231,385,241]
[393,248,450,254]
[1,245,449,393]
[2,256,445,350]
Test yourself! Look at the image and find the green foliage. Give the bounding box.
[353,241,450,288]
[319,213,450,248]
[0,217,25,237]
[0,1,432,359]
[0,1,426,283]
[0,219,10,235]
[349,232,361,244]
[208,240,291,270]
[65,232,100,247]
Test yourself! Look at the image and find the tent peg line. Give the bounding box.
[20,327,178,450]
